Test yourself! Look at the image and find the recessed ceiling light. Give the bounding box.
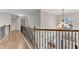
[17,14,24,16]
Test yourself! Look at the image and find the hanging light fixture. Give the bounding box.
[57,9,64,29]
[61,9,64,29]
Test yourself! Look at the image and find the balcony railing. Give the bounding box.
[34,27,79,49]
[0,25,10,41]
[21,26,37,49]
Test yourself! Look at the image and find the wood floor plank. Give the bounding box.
[0,30,30,49]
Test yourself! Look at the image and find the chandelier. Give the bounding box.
[57,9,64,29]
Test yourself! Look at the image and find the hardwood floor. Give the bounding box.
[0,30,30,49]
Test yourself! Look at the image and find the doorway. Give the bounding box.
[11,15,19,31]
[20,16,28,32]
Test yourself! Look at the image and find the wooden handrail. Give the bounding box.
[34,28,79,32]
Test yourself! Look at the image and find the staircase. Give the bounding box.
[21,26,37,49]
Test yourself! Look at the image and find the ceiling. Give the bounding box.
[0,9,79,16]
[0,9,40,16]
[42,9,79,15]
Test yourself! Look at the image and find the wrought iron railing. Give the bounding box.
[0,25,10,40]
[21,26,37,49]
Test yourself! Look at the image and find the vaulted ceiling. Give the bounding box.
[42,9,79,15]
[0,9,40,16]
[0,9,79,16]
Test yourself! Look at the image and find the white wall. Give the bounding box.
[40,10,57,29]
[0,10,40,31]
[27,10,40,28]
[0,12,11,27]
[0,9,41,29]
[18,10,40,29]
[0,12,20,31]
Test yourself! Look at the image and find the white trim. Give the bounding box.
[19,32,32,49]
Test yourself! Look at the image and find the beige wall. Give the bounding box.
[40,10,57,29]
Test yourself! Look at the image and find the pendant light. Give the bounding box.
[61,9,64,29]
[57,9,64,29]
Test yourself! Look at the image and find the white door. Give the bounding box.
[11,15,19,31]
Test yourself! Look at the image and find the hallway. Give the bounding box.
[0,30,30,49]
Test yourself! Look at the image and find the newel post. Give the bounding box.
[34,26,36,48]
[9,25,10,33]
[4,25,6,35]
[34,26,36,38]
[34,26,36,40]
